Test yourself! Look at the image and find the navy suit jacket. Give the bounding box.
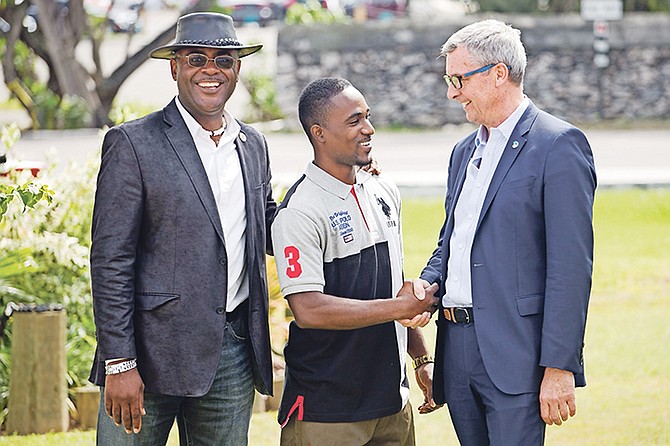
[89,99,276,396]
[421,102,596,403]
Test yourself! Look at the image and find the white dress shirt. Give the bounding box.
[176,98,249,312]
[443,98,530,308]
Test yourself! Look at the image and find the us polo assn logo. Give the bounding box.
[375,196,397,228]
[329,210,355,243]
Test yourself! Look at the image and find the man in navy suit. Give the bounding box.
[89,13,276,445]
[416,19,596,445]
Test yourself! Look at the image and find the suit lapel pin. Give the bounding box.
[239,132,247,142]
[511,140,519,149]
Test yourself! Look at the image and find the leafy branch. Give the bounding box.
[0,182,54,219]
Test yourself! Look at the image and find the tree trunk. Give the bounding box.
[97,0,216,114]
[0,2,41,126]
[1,0,216,129]
[32,0,107,126]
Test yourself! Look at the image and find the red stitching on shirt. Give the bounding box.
[350,187,370,231]
[280,395,304,428]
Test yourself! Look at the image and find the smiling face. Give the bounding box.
[445,46,510,130]
[314,86,375,184]
[170,47,241,130]
[446,47,504,127]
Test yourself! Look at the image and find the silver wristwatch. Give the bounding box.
[105,358,137,375]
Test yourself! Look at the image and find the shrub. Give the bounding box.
[242,73,284,124]
[0,136,98,428]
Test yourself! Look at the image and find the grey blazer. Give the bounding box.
[89,99,276,396]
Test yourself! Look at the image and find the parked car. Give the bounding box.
[22,0,70,33]
[271,0,332,20]
[344,0,406,20]
[217,0,277,27]
[83,0,144,33]
[107,0,144,33]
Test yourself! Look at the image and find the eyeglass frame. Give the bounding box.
[175,53,238,70]
[443,63,509,90]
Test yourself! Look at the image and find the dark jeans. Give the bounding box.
[96,317,254,446]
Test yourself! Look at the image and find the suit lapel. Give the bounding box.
[163,101,226,244]
[439,134,477,279]
[476,103,539,230]
[448,135,477,218]
[235,129,251,193]
[234,127,256,223]
[235,125,267,276]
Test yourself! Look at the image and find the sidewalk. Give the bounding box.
[9,126,670,194]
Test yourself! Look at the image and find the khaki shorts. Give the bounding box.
[280,401,415,446]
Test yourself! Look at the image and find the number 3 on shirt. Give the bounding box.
[284,246,303,278]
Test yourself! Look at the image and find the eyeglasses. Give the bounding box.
[443,63,499,90]
[176,53,237,70]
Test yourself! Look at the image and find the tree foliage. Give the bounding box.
[0,124,54,218]
[0,0,215,129]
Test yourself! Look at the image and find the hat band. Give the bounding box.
[178,38,242,47]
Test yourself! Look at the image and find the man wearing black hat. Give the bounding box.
[88,12,276,445]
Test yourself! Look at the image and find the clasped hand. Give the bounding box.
[396,278,439,328]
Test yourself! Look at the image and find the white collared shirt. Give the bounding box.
[444,98,530,307]
[176,98,249,312]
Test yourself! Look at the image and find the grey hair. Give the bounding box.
[440,19,526,86]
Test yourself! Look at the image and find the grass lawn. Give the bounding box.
[1,188,668,445]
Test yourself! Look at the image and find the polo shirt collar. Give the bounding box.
[305,162,368,200]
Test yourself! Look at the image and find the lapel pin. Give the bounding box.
[239,132,247,142]
[511,140,519,149]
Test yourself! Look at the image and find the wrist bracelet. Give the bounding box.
[105,359,137,375]
[412,354,434,370]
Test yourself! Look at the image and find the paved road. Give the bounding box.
[8,126,670,195]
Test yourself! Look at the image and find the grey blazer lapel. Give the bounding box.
[477,103,539,230]
[162,101,225,244]
[236,128,256,188]
[234,127,262,233]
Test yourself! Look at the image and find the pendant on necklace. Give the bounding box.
[209,125,225,138]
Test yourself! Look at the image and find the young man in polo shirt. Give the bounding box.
[271,77,441,445]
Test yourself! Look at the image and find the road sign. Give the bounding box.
[592,20,611,68]
[593,20,609,37]
[581,0,623,21]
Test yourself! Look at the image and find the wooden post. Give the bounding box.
[6,309,68,435]
[73,386,100,430]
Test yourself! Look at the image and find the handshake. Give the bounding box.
[395,279,440,328]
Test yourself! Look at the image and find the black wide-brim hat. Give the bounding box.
[150,12,262,60]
